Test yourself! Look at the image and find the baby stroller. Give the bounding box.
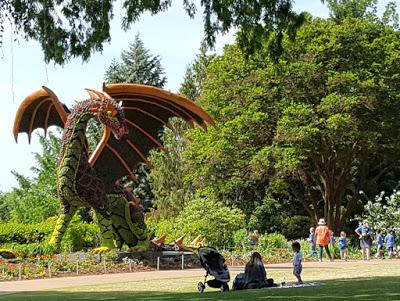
[197,246,230,293]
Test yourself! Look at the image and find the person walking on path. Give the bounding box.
[307,227,317,258]
[385,230,395,258]
[375,229,385,259]
[338,231,347,261]
[315,218,333,262]
[355,220,373,260]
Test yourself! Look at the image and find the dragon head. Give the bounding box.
[86,89,128,140]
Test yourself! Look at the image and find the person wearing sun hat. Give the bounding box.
[315,218,333,262]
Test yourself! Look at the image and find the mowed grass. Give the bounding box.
[2,260,400,301]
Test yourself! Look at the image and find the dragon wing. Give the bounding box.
[13,86,70,142]
[89,83,215,193]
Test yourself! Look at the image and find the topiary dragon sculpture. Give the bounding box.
[13,83,214,252]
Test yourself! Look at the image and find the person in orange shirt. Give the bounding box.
[315,218,333,262]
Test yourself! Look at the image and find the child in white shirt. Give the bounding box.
[292,241,303,284]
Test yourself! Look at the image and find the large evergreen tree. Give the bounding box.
[104,34,166,87]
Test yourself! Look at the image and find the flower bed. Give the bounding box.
[0,255,154,281]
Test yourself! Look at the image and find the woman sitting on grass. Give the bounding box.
[244,252,268,289]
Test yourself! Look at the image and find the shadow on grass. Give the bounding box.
[1,276,399,301]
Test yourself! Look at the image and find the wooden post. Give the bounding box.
[129,261,132,272]
[103,256,106,274]
[181,254,184,270]
[76,259,79,275]
[157,256,160,270]
[18,263,22,280]
[48,263,52,278]
[231,255,234,266]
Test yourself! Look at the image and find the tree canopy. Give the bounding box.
[1,0,309,64]
[183,15,400,230]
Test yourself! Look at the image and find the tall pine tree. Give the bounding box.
[104,34,167,87]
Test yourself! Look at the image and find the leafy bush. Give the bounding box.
[232,229,251,253]
[146,215,179,241]
[281,215,312,240]
[0,222,53,244]
[258,233,289,254]
[175,197,245,248]
[60,214,100,252]
[148,197,245,248]
[1,243,56,256]
[0,215,100,255]
[248,197,285,233]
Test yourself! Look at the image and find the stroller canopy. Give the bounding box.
[198,247,230,282]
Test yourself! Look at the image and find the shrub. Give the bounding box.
[258,233,289,255]
[174,197,245,248]
[232,229,251,253]
[248,197,284,233]
[1,243,56,257]
[146,214,180,242]
[0,215,100,255]
[148,197,245,248]
[0,222,53,245]
[60,215,100,252]
[281,215,312,240]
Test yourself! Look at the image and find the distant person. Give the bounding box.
[307,227,317,257]
[250,230,260,251]
[385,230,395,258]
[244,252,267,289]
[292,241,303,284]
[315,218,333,262]
[329,230,336,255]
[338,231,347,261]
[355,220,372,260]
[375,229,385,259]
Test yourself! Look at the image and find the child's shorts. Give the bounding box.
[293,265,302,277]
[388,246,394,252]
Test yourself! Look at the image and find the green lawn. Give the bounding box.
[2,261,400,301]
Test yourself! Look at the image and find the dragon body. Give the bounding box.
[13,84,214,251]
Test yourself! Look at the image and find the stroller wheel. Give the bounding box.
[197,282,205,293]
[220,283,229,292]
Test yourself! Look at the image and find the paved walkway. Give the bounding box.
[1,259,399,294]
[0,269,204,294]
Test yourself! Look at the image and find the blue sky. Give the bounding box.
[0,0,396,191]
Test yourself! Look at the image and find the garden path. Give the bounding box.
[1,259,399,295]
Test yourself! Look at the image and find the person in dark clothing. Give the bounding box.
[244,252,268,289]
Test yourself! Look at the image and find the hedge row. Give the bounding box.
[0,222,54,244]
[0,216,101,254]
